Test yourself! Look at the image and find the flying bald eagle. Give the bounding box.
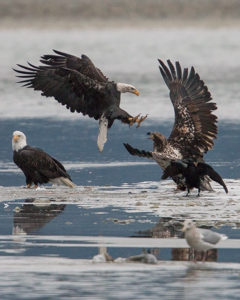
[124,59,218,191]
[12,131,75,188]
[162,159,228,196]
[13,50,147,152]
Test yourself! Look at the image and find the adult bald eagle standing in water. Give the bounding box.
[124,60,218,191]
[13,50,147,152]
[12,131,75,188]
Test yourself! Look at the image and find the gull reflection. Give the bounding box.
[141,217,219,262]
[13,198,66,235]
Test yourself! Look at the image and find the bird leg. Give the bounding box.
[136,114,148,127]
[128,114,148,127]
[202,251,208,263]
[193,251,201,263]
[197,188,201,197]
[128,114,141,126]
[185,189,190,197]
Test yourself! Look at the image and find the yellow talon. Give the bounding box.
[129,113,141,126]
[136,114,148,127]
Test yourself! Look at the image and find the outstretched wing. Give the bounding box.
[197,162,228,193]
[161,160,187,180]
[158,60,218,156]
[123,143,153,159]
[13,62,117,120]
[41,50,109,83]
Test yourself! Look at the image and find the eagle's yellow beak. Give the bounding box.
[134,89,140,96]
[13,135,18,141]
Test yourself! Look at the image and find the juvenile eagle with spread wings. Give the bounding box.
[124,59,218,191]
[13,50,147,152]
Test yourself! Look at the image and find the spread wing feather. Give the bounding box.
[123,143,153,159]
[158,60,218,156]
[14,63,114,120]
[161,160,187,180]
[41,50,109,83]
[197,162,228,193]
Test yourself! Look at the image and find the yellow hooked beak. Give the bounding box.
[13,135,18,141]
[134,89,140,96]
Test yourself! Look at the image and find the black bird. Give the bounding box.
[124,59,218,191]
[12,131,75,188]
[161,160,228,196]
[13,50,147,152]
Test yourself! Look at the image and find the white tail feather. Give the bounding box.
[49,177,75,188]
[97,116,108,152]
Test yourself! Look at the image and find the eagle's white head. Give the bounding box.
[12,131,27,152]
[116,83,140,96]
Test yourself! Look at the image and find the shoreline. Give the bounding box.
[1,18,240,30]
[1,0,240,30]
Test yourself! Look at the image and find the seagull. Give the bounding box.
[182,219,228,262]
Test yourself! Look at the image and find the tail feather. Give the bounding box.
[50,177,75,188]
[97,115,108,152]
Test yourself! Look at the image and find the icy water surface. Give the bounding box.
[0,119,240,299]
[0,28,240,299]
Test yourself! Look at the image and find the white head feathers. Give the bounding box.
[12,131,27,152]
[116,83,140,96]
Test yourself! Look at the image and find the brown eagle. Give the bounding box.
[13,50,147,152]
[124,59,218,191]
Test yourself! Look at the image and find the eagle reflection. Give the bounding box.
[13,198,66,235]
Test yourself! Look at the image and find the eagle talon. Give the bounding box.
[136,114,148,127]
[128,113,141,126]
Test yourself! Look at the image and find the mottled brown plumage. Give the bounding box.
[124,60,218,191]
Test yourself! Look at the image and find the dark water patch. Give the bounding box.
[0,118,239,187]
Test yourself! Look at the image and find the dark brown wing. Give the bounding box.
[15,146,72,180]
[161,160,187,180]
[123,143,153,159]
[41,50,109,83]
[197,162,228,193]
[13,63,119,120]
[158,60,218,156]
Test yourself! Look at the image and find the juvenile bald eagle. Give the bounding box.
[13,50,147,152]
[162,160,228,196]
[124,60,218,191]
[12,131,75,188]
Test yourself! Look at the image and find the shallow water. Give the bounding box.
[0,28,240,299]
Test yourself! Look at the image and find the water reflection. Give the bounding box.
[13,198,66,235]
[141,217,220,262]
[9,203,234,263]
